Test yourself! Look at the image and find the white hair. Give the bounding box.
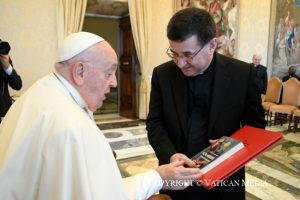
[253,53,262,60]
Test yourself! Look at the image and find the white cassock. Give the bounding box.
[0,73,162,200]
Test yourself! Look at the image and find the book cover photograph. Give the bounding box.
[198,126,283,190]
[191,136,244,174]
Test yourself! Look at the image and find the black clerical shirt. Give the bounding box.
[185,57,215,157]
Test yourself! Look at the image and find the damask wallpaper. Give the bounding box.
[238,0,271,70]
[0,0,58,95]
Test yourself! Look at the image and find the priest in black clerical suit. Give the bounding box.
[146,8,266,200]
[250,53,268,95]
[147,52,266,200]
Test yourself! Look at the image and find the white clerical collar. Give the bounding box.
[53,72,94,119]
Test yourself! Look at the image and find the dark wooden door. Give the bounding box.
[119,16,137,118]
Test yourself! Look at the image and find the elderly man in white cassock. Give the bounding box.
[0,32,201,200]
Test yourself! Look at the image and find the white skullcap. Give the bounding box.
[57,32,104,62]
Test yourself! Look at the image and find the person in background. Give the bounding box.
[146,8,266,200]
[0,32,202,200]
[250,53,268,97]
[0,39,22,121]
[282,65,300,82]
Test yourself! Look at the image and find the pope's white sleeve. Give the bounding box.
[123,170,163,200]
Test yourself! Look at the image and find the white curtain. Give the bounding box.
[128,0,152,119]
[56,0,87,46]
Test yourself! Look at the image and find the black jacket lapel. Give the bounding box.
[170,68,189,137]
[208,54,231,136]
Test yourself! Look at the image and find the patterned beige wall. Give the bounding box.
[0,0,58,95]
[150,0,174,69]
[237,0,272,69]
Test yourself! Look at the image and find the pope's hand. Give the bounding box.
[156,160,202,190]
[170,153,196,167]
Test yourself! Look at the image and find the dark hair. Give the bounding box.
[167,7,216,47]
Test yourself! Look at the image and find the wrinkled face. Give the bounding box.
[252,56,261,66]
[168,35,215,76]
[82,42,118,111]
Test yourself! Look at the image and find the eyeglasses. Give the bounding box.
[166,45,204,61]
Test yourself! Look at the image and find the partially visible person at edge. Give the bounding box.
[282,65,300,82]
[250,53,268,98]
[0,39,22,121]
[0,32,202,200]
[146,7,266,200]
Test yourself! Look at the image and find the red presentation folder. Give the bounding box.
[199,125,283,189]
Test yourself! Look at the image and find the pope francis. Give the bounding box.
[0,32,201,200]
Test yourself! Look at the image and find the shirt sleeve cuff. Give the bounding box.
[4,65,13,75]
[123,170,163,200]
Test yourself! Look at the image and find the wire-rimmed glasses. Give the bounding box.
[166,46,204,62]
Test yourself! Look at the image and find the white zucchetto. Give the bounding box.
[57,32,104,62]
